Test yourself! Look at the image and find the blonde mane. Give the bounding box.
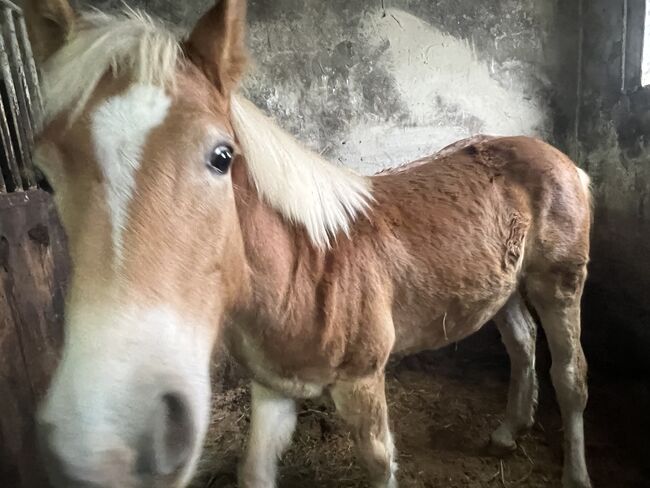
[41,8,372,249]
[231,96,373,248]
[42,8,181,122]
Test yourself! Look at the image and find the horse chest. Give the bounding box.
[225,326,327,399]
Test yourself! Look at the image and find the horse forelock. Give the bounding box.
[41,7,182,124]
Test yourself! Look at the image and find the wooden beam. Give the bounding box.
[0,189,68,488]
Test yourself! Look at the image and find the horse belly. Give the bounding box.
[392,279,517,355]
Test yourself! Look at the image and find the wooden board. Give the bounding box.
[0,189,69,488]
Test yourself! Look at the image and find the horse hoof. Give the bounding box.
[563,476,592,488]
[373,474,398,488]
[488,440,517,457]
[488,431,517,457]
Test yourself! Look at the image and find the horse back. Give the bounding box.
[370,135,590,269]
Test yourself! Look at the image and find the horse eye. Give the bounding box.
[35,166,54,194]
[208,144,233,174]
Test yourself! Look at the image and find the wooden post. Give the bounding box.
[0,189,68,488]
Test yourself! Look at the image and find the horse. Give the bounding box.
[25,1,592,487]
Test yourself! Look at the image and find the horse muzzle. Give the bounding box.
[38,390,196,488]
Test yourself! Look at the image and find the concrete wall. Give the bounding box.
[83,0,559,173]
[568,0,650,373]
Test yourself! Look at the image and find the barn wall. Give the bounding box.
[84,0,563,173]
[569,0,650,373]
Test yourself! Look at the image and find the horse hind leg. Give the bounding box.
[331,373,398,488]
[526,264,591,488]
[490,291,539,454]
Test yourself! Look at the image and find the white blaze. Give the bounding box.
[91,84,171,262]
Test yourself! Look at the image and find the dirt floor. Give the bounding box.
[191,326,650,488]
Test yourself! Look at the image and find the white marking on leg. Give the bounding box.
[240,382,297,487]
[564,411,589,487]
[384,430,398,488]
[91,83,171,262]
[551,359,591,488]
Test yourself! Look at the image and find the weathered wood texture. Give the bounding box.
[0,189,68,488]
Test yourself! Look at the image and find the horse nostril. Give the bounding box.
[143,392,195,477]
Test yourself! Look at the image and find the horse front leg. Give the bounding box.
[331,373,398,488]
[239,382,297,488]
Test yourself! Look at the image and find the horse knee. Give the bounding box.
[528,264,587,314]
[551,358,588,408]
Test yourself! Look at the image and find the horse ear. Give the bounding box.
[184,0,248,97]
[22,0,76,64]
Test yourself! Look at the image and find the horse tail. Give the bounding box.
[576,167,593,223]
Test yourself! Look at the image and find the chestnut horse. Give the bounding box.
[26,1,592,487]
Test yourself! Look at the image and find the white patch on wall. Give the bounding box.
[91,84,171,262]
[344,8,547,172]
[643,2,650,86]
[244,7,549,175]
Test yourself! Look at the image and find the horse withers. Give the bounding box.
[25,1,592,487]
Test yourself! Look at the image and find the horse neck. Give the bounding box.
[231,159,328,316]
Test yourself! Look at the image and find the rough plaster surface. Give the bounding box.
[565,0,650,371]
[83,0,556,173]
